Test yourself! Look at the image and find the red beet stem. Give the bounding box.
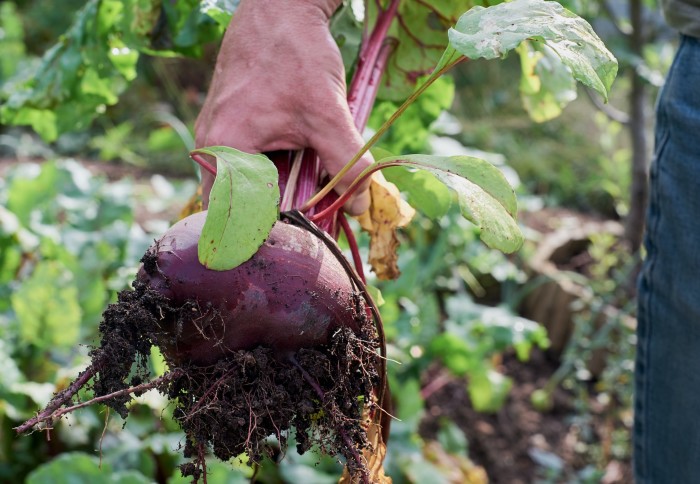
[354,41,396,131]
[279,150,303,212]
[293,149,323,215]
[191,153,217,176]
[347,0,400,127]
[338,211,365,283]
[270,150,294,201]
[309,163,388,224]
[313,190,341,237]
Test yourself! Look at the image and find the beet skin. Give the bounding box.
[138,211,364,365]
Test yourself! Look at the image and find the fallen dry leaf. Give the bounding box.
[178,185,203,219]
[423,441,488,484]
[356,173,415,280]
[339,403,392,484]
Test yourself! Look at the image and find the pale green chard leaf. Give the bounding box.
[200,0,240,26]
[11,261,82,349]
[518,41,577,122]
[448,0,617,100]
[375,154,522,253]
[0,0,136,141]
[195,146,279,271]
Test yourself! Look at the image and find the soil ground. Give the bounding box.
[420,350,633,484]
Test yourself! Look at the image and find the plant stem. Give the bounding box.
[354,41,396,132]
[309,161,404,223]
[301,56,465,212]
[15,364,98,434]
[292,149,323,214]
[191,153,217,176]
[338,211,365,283]
[313,191,341,237]
[15,369,183,434]
[279,151,304,212]
[348,0,401,123]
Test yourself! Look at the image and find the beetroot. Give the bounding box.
[139,211,365,365]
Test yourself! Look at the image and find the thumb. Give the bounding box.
[310,108,373,216]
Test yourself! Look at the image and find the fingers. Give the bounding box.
[344,155,372,215]
[310,105,373,216]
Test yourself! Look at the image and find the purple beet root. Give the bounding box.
[138,211,365,365]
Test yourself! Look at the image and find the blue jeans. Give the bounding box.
[636,34,700,483]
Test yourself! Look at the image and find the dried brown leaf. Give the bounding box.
[356,173,415,280]
[423,441,488,484]
[178,185,203,219]
[339,405,392,484]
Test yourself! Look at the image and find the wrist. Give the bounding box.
[241,0,341,20]
[307,0,343,18]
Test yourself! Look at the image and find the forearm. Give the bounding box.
[233,0,342,24]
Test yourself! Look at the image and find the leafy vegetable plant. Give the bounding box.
[11,0,616,482]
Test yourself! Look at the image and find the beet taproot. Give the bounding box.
[138,210,366,364]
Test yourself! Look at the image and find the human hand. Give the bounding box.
[194,0,372,215]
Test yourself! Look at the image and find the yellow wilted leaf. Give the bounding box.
[339,406,392,484]
[179,185,203,220]
[423,441,488,484]
[356,173,415,280]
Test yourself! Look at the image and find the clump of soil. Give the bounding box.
[88,278,381,482]
[89,281,174,417]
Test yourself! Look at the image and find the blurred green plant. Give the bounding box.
[0,160,196,481]
[0,2,26,83]
[374,206,547,411]
[0,0,233,142]
[529,231,637,474]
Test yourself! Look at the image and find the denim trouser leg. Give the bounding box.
[636,35,700,483]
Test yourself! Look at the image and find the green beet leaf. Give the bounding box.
[448,0,617,101]
[374,154,522,253]
[195,146,279,271]
[383,166,452,219]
